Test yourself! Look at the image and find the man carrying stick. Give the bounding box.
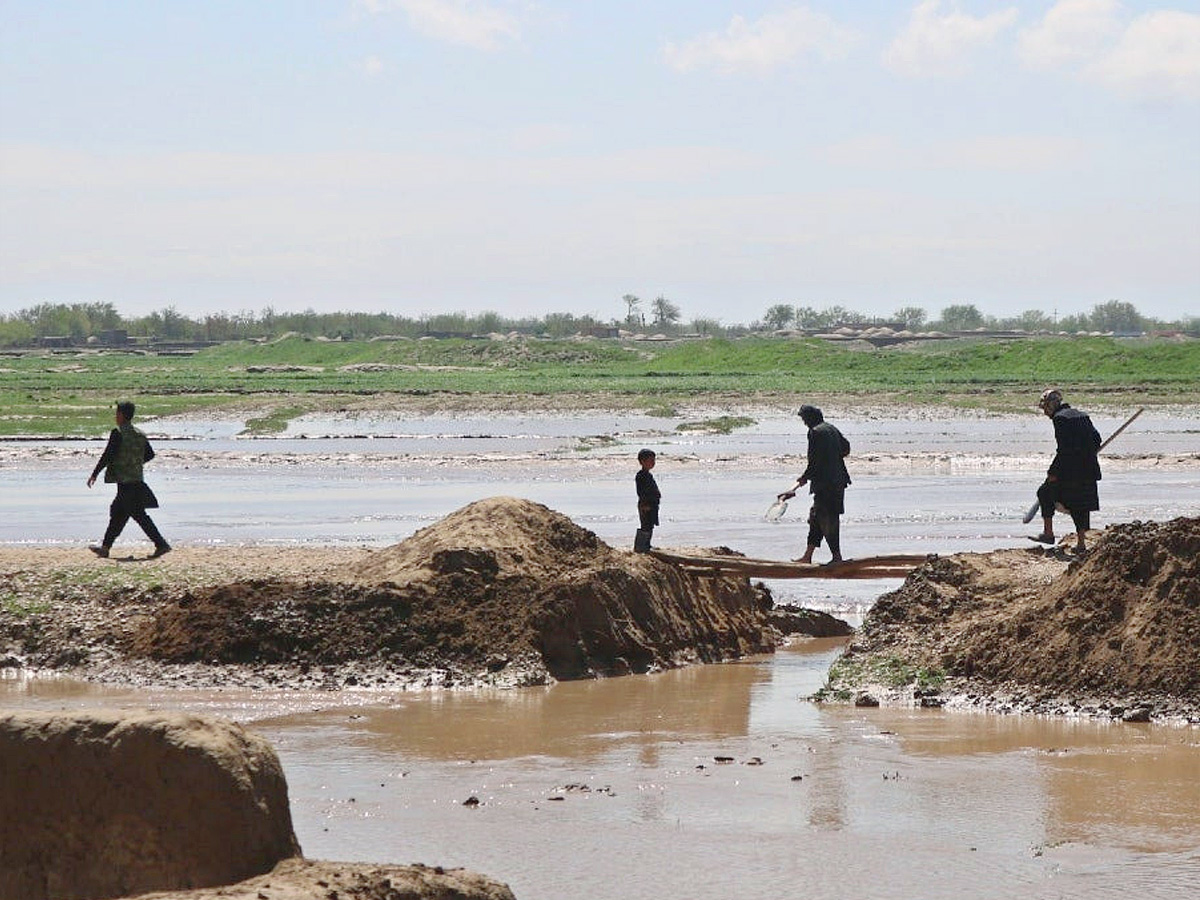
[1029,389,1101,556]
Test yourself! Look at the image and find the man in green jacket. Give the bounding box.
[87,400,171,558]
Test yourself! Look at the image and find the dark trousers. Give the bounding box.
[1037,481,1090,533]
[103,483,168,549]
[635,504,656,553]
[806,490,843,558]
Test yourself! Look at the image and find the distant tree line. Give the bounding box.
[0,297,737,346]
[0,303,614,346]
[757,300,1196,335]
[0,297,1194,347]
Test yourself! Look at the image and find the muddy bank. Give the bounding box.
[821,517,1200,723]
[0,709,514,900]
[132,858,515,900]
[0,709,298,900]
[0,498,817,691]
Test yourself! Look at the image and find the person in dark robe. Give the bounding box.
[87,400,171,558]
[778,405,851,564]
[1030,388,1101,555]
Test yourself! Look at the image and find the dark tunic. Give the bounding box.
[91,426,159,508]
[636,468,661,529]
[1048,405,1102,512]
[799,421,851,515]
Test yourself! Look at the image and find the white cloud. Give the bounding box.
[356,55,386,76]
[662,7,859,74]
[0,143,757,195]
[1086,10,1200,101]
[817,133,1086,172]
[943,134,1086,170]
[1017,0,1121,69]
[357,0,520,50]
[884,0,1019,77]
[1019,3,1200,102]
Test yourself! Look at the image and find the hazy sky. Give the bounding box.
[2,1,1197,323]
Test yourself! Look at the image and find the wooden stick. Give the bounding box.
[648,549,930,579]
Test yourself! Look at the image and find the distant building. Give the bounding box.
[98,329,129,346]
[584,325,620,339]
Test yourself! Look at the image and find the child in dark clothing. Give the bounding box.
[634,448,660,553]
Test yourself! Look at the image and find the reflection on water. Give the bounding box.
[3,641,1197,900]
[272,659,765,762]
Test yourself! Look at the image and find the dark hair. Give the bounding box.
[637,448,655,462]
[798,404,823,426]
[115,400,136,420]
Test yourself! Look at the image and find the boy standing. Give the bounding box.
[634,448,660,553]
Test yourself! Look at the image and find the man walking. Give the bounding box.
[1030,388,1101,555]
[778,405,851,564]
[87,400,171,558]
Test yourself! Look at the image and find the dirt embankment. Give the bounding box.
[133,858,516,900]
[1,710,299,900]
[1,498,801,690]
[0,709,513,900]
[824,517,1200,722]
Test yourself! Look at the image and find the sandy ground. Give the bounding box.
[0,544,371,583]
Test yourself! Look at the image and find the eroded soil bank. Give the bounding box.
[131,858,516,900]
[823,516,1200,723]
[0,497,814,691]
[1,708,515,900]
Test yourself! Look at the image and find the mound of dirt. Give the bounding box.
[1,709,299,900]
[126,497,777,684]
[827,517,1200,717]
[352,495,605,583]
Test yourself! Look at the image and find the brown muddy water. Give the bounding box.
[3,642,1198,900]
[2,411,1199,898]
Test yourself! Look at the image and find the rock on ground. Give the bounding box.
[0,709,300,900]
[769,604,854,638]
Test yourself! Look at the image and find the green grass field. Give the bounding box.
[2,334,1196,436]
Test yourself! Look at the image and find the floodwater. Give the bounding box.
[2,410,1199,898]
[4,646,1199,899]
